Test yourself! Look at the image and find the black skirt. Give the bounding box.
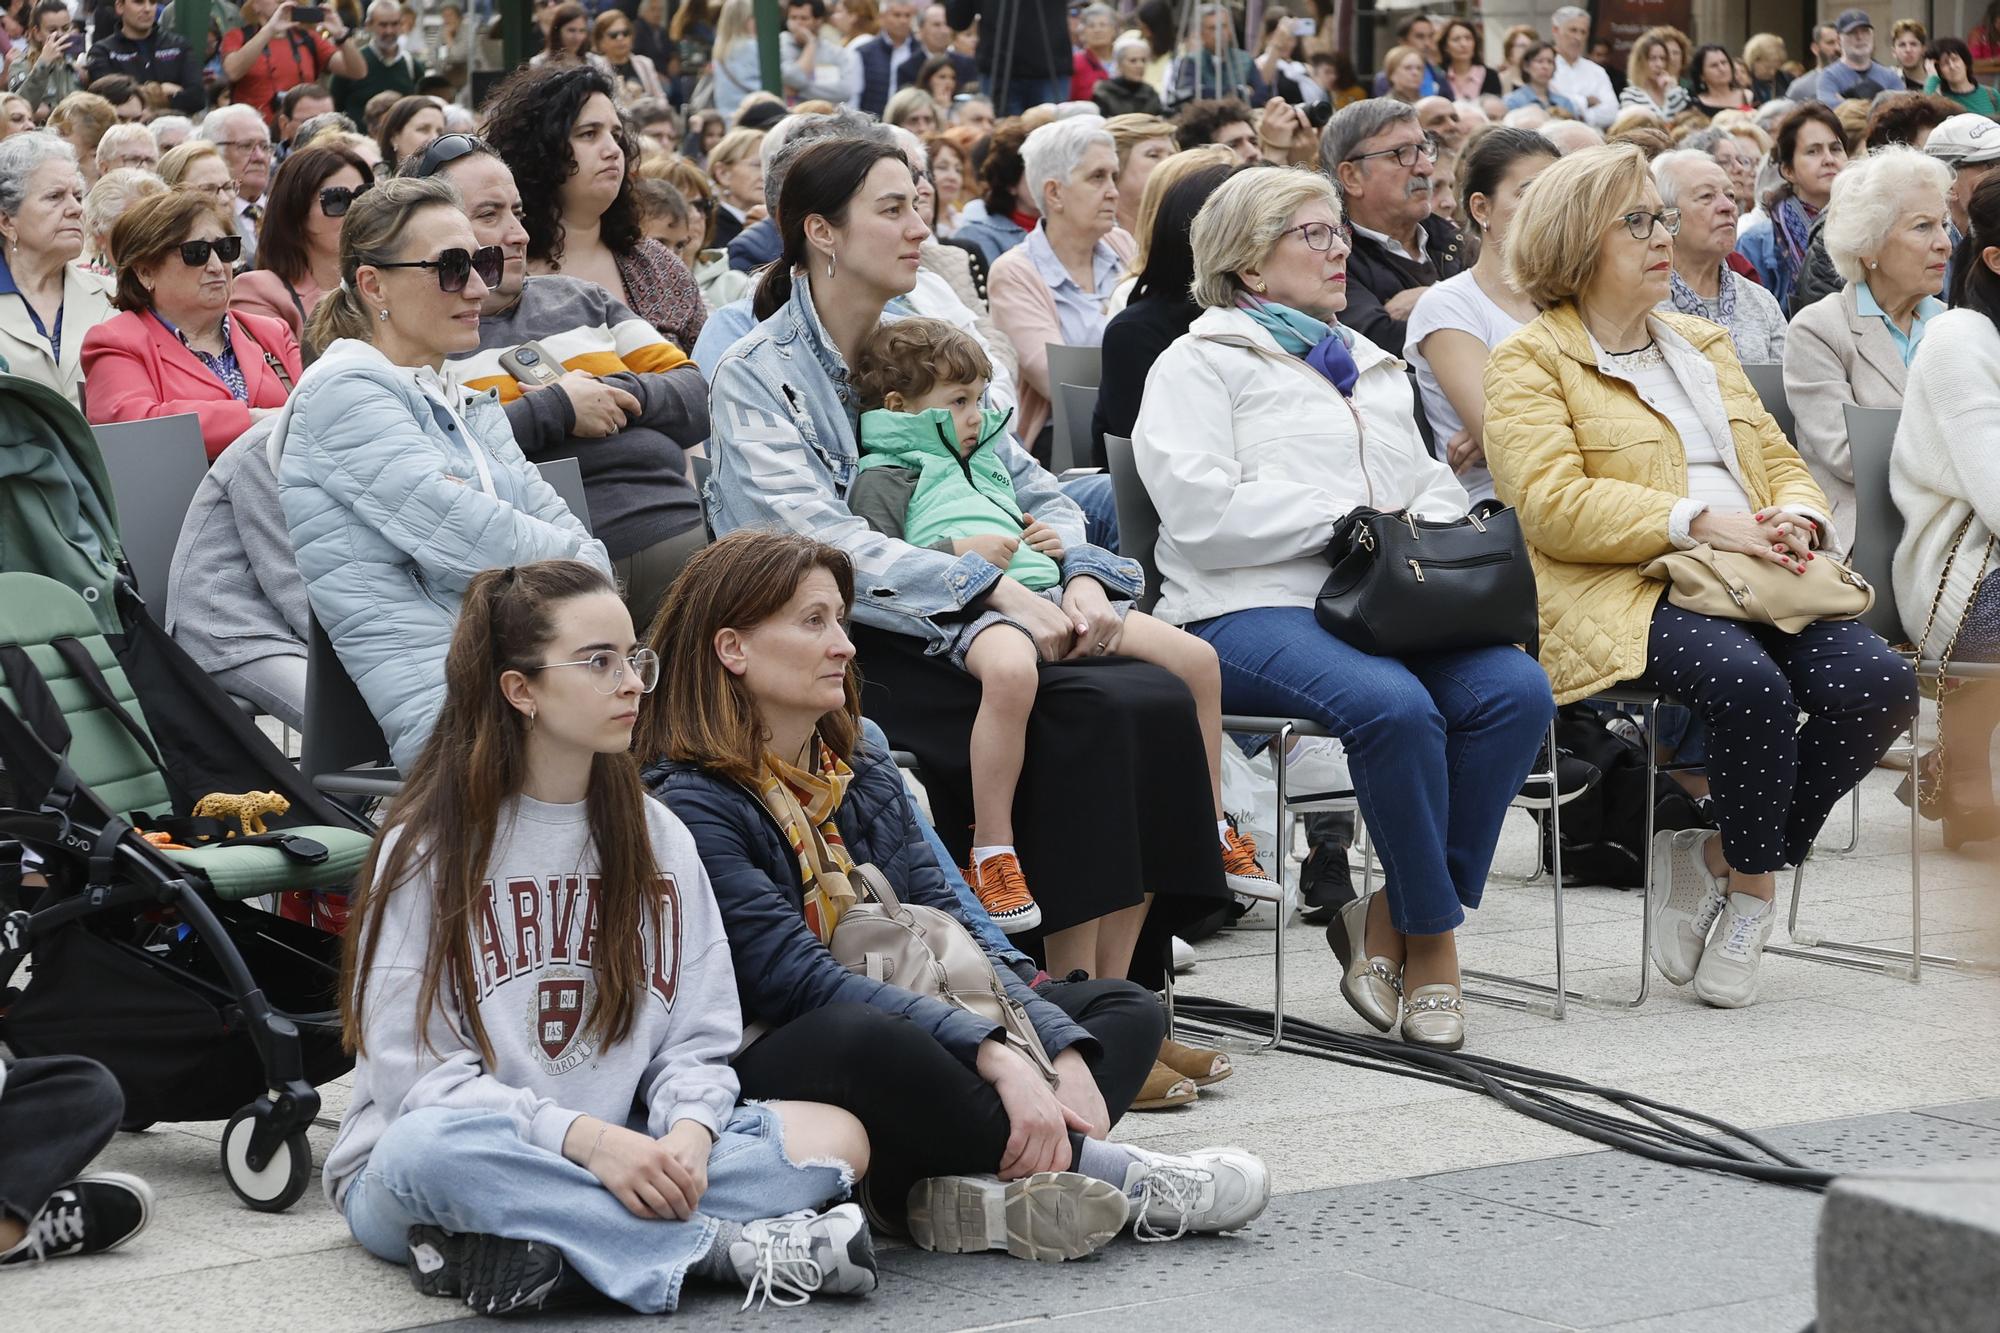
[852,625,1229,985]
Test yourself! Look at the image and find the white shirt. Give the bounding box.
[1551,53,1618,129]
[1352,219,1427,265]
[1612,345,1754,515]
[233,194,264,268]
[1404,270,1525,503]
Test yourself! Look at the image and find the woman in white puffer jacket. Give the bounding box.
[1133,168,1552,1053]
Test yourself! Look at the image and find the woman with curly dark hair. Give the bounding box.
[482,62,705,352]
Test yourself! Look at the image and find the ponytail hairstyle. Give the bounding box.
[752,136,910,320]
[1958,170,2000,325]
[307,174,462,354]
[341,559,664,1063]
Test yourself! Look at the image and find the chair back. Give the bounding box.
[1843,401,1906,643]
[535,456,591,530]
[1742,362,1795,443]
[93,413,207,610]
[1053,382,1098,474]
[1046,343,1102,395]
[300,613,392,784]
[1101,433,1162,613]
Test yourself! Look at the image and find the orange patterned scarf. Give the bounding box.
[756,739,858,942]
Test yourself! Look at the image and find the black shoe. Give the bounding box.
[1297,844,1356,925]
[1516,751,1601,810]
[407,1226,581,1315]
[0,1172,154,1264]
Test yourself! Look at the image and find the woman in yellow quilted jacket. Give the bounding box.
[1484,145,1917,1012]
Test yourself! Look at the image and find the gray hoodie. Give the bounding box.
[323,793,743,1207]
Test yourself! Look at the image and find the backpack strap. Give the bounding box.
[0,643,80,814]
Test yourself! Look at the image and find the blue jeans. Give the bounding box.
[1060,472,1119,553]
[341,1104,850,1313]
[1189,607,1553,934]
[1000,76,1069,116]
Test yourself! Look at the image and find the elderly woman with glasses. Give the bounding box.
[1484,145,1916,1012]
[0,132,117,408]
[1134,167,1553,1052]
[82,189,302,459]
[232,144,375,347]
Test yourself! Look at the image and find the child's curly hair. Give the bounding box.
[851,318,995,411]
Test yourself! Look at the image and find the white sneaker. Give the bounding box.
[728,1203,878,1310]
[1171,935,1196,974]
[1118,1146,1272,1242]
[906,1172,1129,1262]
[1648,828,1729,986]
[1692,893,1776,1009]
[1283,737,1350,801]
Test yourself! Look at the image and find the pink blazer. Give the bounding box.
[82,308,302,461]
[231,269,326,342]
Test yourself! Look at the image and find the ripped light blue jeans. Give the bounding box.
[341,1103,851,1313]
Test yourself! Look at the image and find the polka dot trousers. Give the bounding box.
[1637,600,1919,873]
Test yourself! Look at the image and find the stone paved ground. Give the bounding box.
[8,759,1998,1331]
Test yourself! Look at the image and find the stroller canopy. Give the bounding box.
[0,372,122,635]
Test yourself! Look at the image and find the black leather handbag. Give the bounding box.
[1313,505,1540,656]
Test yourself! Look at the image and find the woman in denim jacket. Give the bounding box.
[702,138,1234,1011]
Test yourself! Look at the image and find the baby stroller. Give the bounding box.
[0,374,371,1212]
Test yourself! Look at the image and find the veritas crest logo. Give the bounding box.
[532,966,596,1074]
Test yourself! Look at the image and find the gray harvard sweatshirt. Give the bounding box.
[323,794,742,1207]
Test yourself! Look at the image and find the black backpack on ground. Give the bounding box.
[1534,703,1711,889]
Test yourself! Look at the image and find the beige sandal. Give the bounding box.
[1129,1060,1198,1110]
[1158,1037,1232,1087]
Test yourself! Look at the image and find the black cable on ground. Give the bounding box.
[1170,995,1834,1191]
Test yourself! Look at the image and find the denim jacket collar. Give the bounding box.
[779,272,854,406]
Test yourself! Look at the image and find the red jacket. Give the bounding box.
[81,308,302,460]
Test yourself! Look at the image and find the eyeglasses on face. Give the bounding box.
[193,179,240,199]
[1619,207,1682,240]
[318,182,371,216]
[372,244,505,292]
[107,152,156,169]
[603,26,630,37]
[524,648,661,695]
[214,137,272,155]
[1345,137,1439,169]
[178,234,243,266]
[1283,219,1353,252]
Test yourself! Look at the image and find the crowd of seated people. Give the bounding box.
[14,0,2000,1311]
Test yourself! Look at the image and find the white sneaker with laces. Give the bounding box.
[1692,892,1776,1009]
[728,1203,878,1311]
[1648,828,1729,986]
[1118,1146,1271,1242]
[1283,737,1350,801]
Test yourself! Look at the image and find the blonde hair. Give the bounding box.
[1608,105,1665,137]
[706,126,764,184]
[1710,109,1772,155]
[1102,112,1175,169]
[1127,143,1232,274]
[712,0,755,60]
[1504,142,1652,308]
[308,176,462,352]
[883,86,941,128]
[48,93,117,157]
[82,167,166,265]
[1742,32,1786,73]
[1381,43,1423,86]
[1626,29,1676,89]
[1188,166,1340,309]
[156,139,223,186]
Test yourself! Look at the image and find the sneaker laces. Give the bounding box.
[21,1198,85,1262]
[969,855,1036,915]
[1221,828,1268,879]
[1130,1159,1213,1244]
[738,1219,826,1311]
[1715,905,1769,960]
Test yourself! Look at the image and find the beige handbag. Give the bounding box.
[1639,543,1874,633]
[766,788,1061,1086]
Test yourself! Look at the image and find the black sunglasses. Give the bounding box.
[373,245,505,293]
[318,182,371,217]
[413,132,487,179]
[179,235,243,266]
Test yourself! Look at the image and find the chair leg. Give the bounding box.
[1767,701,1978,978]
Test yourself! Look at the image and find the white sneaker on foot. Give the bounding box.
[906,1171,1128,1261]
[1284,736,1350,800]
[1171,935,1196,974]
[1119,1146,1271,1242]
[729,1203,878,1310]
[1648,828,1729,986]
[1692,893,1776,1009]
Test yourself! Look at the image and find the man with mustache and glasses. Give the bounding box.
[415,137,711,630]
[1320,97,1466,351]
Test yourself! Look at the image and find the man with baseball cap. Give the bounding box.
[1923,112,2000,300]
[1819,9,1902,105]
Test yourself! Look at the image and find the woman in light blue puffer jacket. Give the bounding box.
[273,178,609,768]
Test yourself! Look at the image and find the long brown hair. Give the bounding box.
[636,530,860,785]
[341,560,664,1062]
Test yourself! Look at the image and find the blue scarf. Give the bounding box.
[1238,297,1359,396]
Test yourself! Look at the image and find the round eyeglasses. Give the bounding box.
[524,648,661,695]
[1282,220,1353,252]
[1619,208,1682,240]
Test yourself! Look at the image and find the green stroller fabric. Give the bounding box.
[0,373,123,636]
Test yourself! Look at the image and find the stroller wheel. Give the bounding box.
[221,1107,313,1213]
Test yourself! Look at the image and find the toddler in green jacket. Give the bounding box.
[850,318,1269,936]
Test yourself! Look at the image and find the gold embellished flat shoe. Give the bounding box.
[1325,893,1400,1032]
